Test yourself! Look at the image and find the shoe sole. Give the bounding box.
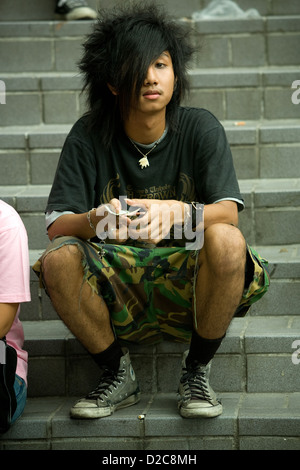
[179,402,223,419]
[70,390,141,419]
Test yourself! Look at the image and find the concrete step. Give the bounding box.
[187,67,300,121]
[0,392,300,450]
[21,315,300,398]
[2,0,300,21]
[0,120,299,185]
[0,16,299,73]
[1,177,299,248]
[239,178,300,246]
[1,67,299,126]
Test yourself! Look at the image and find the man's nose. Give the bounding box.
[144,65,158,85]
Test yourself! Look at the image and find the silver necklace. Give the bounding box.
[129,132,165,169]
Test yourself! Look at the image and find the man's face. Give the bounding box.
[133,51,175,115]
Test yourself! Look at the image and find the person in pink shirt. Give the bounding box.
[0,200,31,433]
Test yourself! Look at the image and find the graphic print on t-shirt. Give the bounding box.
[99,172,196,204]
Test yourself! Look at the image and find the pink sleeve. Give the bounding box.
[0,219,31,304]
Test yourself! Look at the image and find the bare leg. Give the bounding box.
[42,244,114,354]
[179,223,246,418]
[194,223,246,339]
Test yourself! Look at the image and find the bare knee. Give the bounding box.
[42,244,83,289]
[199,223,246,275]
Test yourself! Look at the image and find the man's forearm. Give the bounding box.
[47,212,97,241]
[203,201,238,229]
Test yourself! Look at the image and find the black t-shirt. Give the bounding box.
[47,106,243,214]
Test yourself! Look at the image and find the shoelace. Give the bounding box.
[180,362,213,403]
[86,367,125,402]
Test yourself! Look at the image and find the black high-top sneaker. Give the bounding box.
[70,348,140,419]
[178,350,223,418]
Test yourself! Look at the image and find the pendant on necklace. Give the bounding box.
[139,156,150,169]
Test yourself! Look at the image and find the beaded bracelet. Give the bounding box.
[87,208,97,234]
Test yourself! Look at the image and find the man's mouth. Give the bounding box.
[143,89,161,99]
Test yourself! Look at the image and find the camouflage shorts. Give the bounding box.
[33,236,270,345]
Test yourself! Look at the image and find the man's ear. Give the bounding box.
[107,83,118,95]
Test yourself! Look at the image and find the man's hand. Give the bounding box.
[126,198,186,245]
[95,198,131,243]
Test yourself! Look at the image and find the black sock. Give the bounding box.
[90,339,123,372]
[186,330,225,366]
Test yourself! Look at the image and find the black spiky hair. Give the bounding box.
[79,2,195,147]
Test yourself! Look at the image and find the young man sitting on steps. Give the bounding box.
[33,3,269,420]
